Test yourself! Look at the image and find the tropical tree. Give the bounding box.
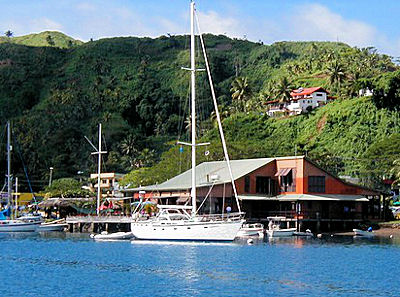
[46,35,55,46]
[230,76,252,112]
[270,76,293,104]
[43,178,90,198]
[4,30,13,38]
[392,159,400,186]
[327,60,346,93]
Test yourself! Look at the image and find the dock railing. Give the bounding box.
[66,215,133,224]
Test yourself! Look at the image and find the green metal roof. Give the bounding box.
[127,157,282,192]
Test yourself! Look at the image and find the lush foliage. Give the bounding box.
[43,178,92,198]
[0,32,398,192]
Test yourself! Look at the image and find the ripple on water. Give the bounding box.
[0,233,399,297]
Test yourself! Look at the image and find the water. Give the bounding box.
[1,233,399,297]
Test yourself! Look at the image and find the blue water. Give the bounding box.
[1,233,399,297]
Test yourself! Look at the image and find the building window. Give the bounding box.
[281,170,295,192]
[244,176,250,193]
[256,177,271,194]
[308,176,325,193]
[316,93,323,97]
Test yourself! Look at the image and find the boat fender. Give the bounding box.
[317,234,322,238]
[390,235,393,239]
[247,238,254,245]
[89,234,95,239]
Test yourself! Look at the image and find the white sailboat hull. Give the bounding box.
[0,221,39,232]
[131,220,244,241]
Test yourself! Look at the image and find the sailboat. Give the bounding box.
[0,122,40,232]
[130,1,244,241]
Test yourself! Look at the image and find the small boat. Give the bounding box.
[37,220,68,232]
[90,231,134,240]
[266,216,296,237]
[353,228,375,238]
[236,223,264,238]
[294,229,313,237]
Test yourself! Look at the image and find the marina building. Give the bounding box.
[125,156,382,232]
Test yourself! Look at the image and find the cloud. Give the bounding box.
[30,18,63,32]
[196,10,243,38]
[287,4,377,47]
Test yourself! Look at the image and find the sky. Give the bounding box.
[2,0,400,57]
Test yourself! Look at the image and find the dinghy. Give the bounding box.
[236,223,264,238]
[353,228,375,238]
[90,231,134,240]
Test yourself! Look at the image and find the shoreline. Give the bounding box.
[335,226,400,237]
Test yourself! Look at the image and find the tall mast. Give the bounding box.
[195,12,242,213]
[97,123,102,216]
[7,121,11,212]
[190,1,197,215]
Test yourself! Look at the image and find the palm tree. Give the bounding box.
[4,30,13,38]
[120,134,138,156]
[184,115,201,137]
[271,76,293,104]
[230,76,251,112]
[327,60,346,93]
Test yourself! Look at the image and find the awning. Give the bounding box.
[275,168,292,177]
[176,196,190,203]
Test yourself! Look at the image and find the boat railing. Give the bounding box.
[196,212,244,222]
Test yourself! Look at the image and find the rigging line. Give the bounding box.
[13,133,37,207]
[195,11,241,213]
[194,182,215,216]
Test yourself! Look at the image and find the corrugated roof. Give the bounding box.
[238,194,369,202]
[290,87,328,97]
[128,157,283,192]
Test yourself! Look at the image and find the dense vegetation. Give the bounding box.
[0,31,399,192]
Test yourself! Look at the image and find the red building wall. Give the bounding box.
[235,157,378,196]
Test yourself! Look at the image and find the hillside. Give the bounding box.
[123,95,400,191]
[0,31,398,191]
[0,31,83,48]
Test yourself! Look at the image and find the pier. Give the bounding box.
[66,216,132,233]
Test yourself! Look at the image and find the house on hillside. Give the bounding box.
[124,156,383,232]
[267,87,332,116]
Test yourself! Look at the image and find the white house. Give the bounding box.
[358,88,373,97]
[267,87,330,116]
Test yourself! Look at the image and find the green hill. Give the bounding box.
[0,32,398,191]
[0,31,83,48]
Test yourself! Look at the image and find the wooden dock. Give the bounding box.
[66,216,132,233]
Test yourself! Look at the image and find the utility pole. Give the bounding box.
[48,167,54,187]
